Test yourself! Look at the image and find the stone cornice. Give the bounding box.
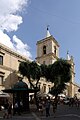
[36,53,59,60]
[0,43,28,61]
[70,82,80,88]
[0,51,5,55]
[0,64,16,72]
[0,71,5,76]
[36,35,60,47]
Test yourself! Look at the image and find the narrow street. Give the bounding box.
[0,104,80,120]
[38,104,80,120]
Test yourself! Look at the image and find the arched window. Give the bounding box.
[54,46,57,55]
[43,84,46,93]
[43,45,46,54]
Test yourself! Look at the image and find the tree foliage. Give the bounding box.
[19,58,72,96]
[19,60,41,89]
[50,83,66,96]
[40,64,51,81]
[19,60,31,78]
[49,58,72,96]
[30,61,41,87]
[50,58,71,84]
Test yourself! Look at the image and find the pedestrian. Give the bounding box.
[13,102,18,115]
[20,101,23,112]
[38,102,43,115]
[8,102,12,118]
[45,98,51,117]
[52,100,57,117]
[3,99,9,119]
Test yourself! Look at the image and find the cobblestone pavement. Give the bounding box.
[0,104,80,120]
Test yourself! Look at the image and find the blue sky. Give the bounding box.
[0,0,80,84]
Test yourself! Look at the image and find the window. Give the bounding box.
[54,46,57,55]
[48,85,51,92]
[43,84,46,93]
[0,55,3,65]
[0,76,4,85]
[43,45,46,54]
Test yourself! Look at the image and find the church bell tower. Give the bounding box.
[36,27,60,65]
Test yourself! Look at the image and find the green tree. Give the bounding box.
[19,60,42,109]
[19,60,34,88]
[50,58,71,96]
[30,61,41,89]
[19,60,41,89]
[40,64,52,81]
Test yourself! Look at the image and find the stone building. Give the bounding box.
[36,27,59,65]
[36,27,76,97]
[0,43,29,90]
[0,28,79,98]
[0,41,53,98]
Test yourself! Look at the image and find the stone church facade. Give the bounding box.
[0,28,80,98]
[36,28,79,97]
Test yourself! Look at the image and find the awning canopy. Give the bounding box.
[3,88,38,93]
[2,80,39,94]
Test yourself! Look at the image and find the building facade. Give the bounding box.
[36,28,76,97]
[0,28,79,98]
[0,42,53,97]
[36,34,59,65]
[0,43,28,90]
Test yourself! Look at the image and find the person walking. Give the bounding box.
[45,98,51,117]
[3,99,9,119]
[52,100,57,117]
[38,102,43,115]
[13,102,18,115]
[20,101,23,112]
[7,102,12,118]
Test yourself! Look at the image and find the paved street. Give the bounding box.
[0,104,80,120]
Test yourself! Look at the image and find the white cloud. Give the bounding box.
[0,0,32,59]
[0,30,14,49]
[0,0,28,15]
[0,15,22,32]
[12,35,32,58]
[0,0,29,32]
